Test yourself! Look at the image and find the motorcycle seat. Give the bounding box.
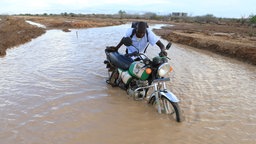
[107,52,133,70]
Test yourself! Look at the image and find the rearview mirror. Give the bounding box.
[166,42,172,50]
[122,37,133,46]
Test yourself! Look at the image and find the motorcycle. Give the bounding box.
[104,37,182,122]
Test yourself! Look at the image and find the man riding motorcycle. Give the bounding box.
[106,21,167,58]
[103,22,182,122]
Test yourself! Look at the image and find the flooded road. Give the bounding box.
[0,24,256,144]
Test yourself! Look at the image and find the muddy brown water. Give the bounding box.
[0,24,255,144]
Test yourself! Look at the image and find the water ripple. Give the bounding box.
[0,24,256,144]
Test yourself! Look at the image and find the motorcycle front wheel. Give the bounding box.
[149,96,181,122]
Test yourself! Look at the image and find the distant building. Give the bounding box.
[172,12,187,17]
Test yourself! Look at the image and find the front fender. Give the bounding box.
[148,90,180,104]
[160,90,179,102]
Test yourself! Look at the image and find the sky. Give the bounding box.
[0,0,255,18]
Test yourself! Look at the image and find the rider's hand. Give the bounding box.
[106,46,117,52]
[159,49,168,57]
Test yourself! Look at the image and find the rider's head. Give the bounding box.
[136,22,147,38]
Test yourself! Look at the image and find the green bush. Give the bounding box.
[249,15,256,24]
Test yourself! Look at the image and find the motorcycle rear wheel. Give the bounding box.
[150,96,181,122]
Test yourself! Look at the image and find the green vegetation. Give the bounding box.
[249,14,256,24]
[118,10,126,19]
[3,11,255,27]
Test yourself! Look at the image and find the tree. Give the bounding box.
[118,10,126,19]
[249,14,256,24]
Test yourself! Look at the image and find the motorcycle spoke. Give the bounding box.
[162,98,175,114]
[152,96,181,122]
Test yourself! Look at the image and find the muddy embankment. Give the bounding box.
[0,16,45,56]
[154,23,256,65]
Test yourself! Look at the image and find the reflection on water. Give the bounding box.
[26,20,46,28]
[0,24,256,144]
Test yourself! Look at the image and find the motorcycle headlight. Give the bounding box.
[157,63,172,77]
